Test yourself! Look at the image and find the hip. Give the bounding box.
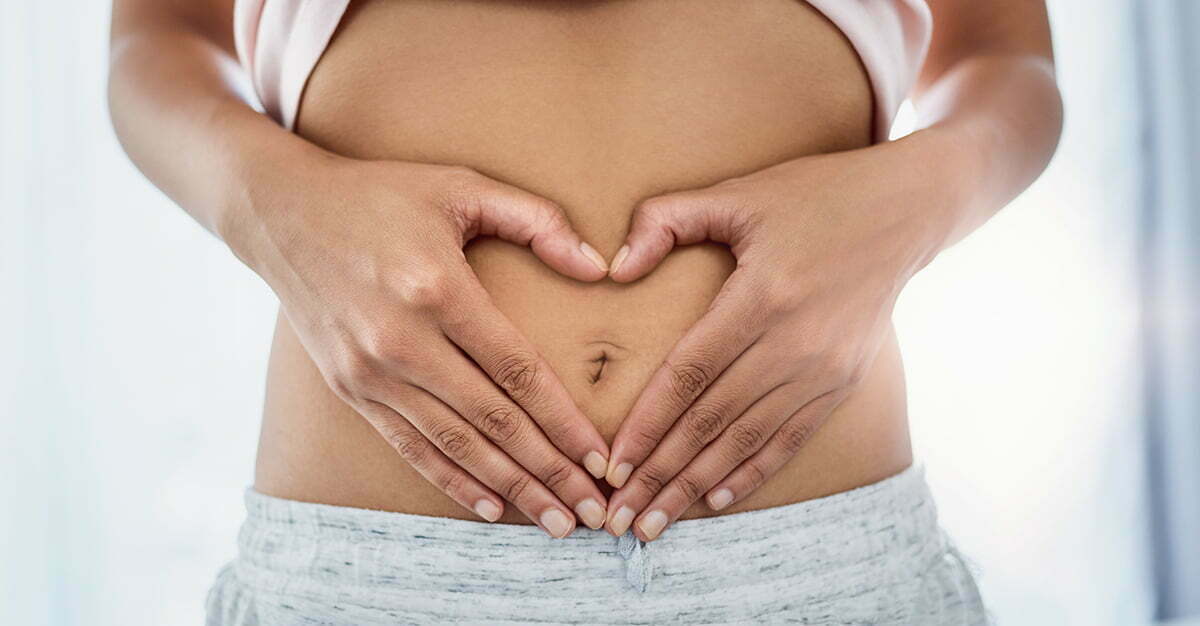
[208,461,988,625]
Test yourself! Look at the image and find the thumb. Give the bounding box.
[464,179,608,282]
[609,190,742,283]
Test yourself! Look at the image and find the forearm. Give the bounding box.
[902,52,1064,252]
[106,12,326,263]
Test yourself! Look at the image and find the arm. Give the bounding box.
[599,0,1063,541]
[108,0,616,537]
[910,0,1063,249]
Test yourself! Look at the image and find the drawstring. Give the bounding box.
[616,530,653,592]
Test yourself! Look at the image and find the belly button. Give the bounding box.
[589,353,609,384]
[585,340,628,385]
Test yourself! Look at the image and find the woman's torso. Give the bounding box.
[254,0,913,525]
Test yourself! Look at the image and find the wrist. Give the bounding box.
[902,53,1063,251]
[887,122,991,263]
[215,125,339,277]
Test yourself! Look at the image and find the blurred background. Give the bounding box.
[2,1,1197,624]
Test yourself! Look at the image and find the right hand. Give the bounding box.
[229,153,613,538]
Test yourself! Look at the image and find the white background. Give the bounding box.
[0,1,1159,624]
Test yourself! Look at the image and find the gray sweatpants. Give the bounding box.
[205,462,989,625]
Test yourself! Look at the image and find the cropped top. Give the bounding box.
[232,0,932,143]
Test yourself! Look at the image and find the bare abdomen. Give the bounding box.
[254,0,912,523]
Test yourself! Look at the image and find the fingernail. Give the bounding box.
[609,245,630,276]
[638,510,668,540]
[579,242,608,272]
[474,499,501,522]
[708,488,734,511]
[575,498,606,530]
[540,509,573,538]
[609,505,636,536]
[608,462,634,488]
[583,451,608,479]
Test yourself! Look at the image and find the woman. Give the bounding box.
[109,0,1061,623]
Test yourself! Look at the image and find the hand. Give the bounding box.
[601,140,950,541]
[231,153,615,537]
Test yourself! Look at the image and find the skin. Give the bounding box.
[109,0,618,539]
[603,0,1063,541]
[264,0,909,535]
[109,0,1061,544]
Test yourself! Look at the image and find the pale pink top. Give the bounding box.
[233,0,932,143]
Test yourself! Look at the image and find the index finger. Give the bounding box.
[439,274,611,480]
[603,270,767,489]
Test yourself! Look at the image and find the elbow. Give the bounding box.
[105,35,144,163]
[1020,53,1065,178]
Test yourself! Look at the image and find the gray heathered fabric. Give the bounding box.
[205,462,990,625]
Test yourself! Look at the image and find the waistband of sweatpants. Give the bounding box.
[230,461,947,599]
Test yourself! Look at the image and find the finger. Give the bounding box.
[603,344,782,535]
[603,271,765,490]
[372,389,579,539]
[441,275,612,481]
[462,174,609,281]
[704,389,846,513]
[622,383,799,541]
[610,188,748,282]
[410,342,610,530]
[357,400,506,523]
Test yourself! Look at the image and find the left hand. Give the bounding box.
[601,139,953,541]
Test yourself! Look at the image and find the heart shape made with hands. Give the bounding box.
[491,147,918,543]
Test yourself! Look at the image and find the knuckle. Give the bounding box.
[726,421,766,457]
[673,472,707,503]
[529,197,568,228]
[377,420,426,462]
[393,268,449,311]
[439,469,466,497]
[540,460,575,493]
[493,352,542,401]
[336,354,378,394]
[730,201,766,239]
[476,402,523,445]
[360,330,410,368]
[627,427,665,453]
[633,466,667,495]
[394,434,428,463]
[502,472,534,503]
[433,423,476,461]
[741,460,769,489]
[780,418,817,454]
[631,195,684,250]
[327,373,359,403]
[666,361,712,403]
[680,404,727,447]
